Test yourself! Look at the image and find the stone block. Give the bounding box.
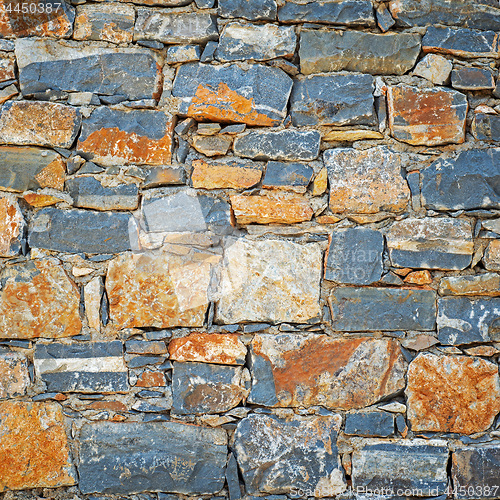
[439,273,500,297]
[413,54,452,85]
[452,66,495,90]
[192,158,263,190]
[218,0,277,21]
[472,113,500,142]
[345,412,395,437]
[262,161,314,192]
[0,195,24,257]
[0,351,29,399]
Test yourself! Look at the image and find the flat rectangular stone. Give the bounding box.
[290,73,376,126]
[78,421,227,495]
[34,341,128,393]
[218,0,277,21]
[437,297,500,345]
[329,287,437,331]
[439,273,500,297]
[352,439,449,494]
[325,146,410,214]
[143,166,186,188]
[0,402,76,491]
[29,208,132,254]
[388,85,468,146]
[125,340,168,355]
[173,63,292,126]
[77,107,173,166]
[0,195,24,258]
[0,351,29,399]
[216,22,296,62]
[0,101,81,148]
[234,129,320,161]
[166,44,201,63]
[262,161,314,192]
[279,0,375,26]
[472,113,500,141]
[345,412,395,437]
[192,158,263,190]
[217,238,322,324]
[235,414,346,496]
[249,334,406,409]
[422,26,500,58]
[299,30,421,75]
[386,218,473,270]
[16,38,162,101]
[451,67,495,90]
[421,149,500,210]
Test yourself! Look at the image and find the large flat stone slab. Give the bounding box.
[78,421,227,495]
[218,0,277,21]
[249,334,406,409]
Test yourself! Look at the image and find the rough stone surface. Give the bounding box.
[192,134,232,157]
[451,67,495,90]
[0,195,24,257]
[0,258,81,340]
[325,228,384,285]
[218,0,277,21]
[0,401,76,491]
[192,159,263,190]
[299,30,421,75]
[233,129,320,161]
[413,53,452,85]
[439,273,500,297]
[329,287,437,331]
[78,421,227,495]
[323,129,383,142]
[0,352,29,399]
[217,238,322,324]
[173,63,292,126]
[262,161,314,192]
[437,297,500,345]
[169,332,246,365]
[352,439,449,493]
[344,412,395,437]
[325,146,410,214]
[472,113,500,141]
[216,22,296,62]
[78,107,173,166]
[234,414,346,497]
[290,73,376,127]
[386,218,473,270]
[421,149,500,210]
[167,44,201,63]
[407,353,500,434]
[387,85,468,146]
[249,334,406,409]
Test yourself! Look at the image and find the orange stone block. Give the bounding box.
[0,195,23,257]
[0,401,76,491]
[23,192,65,208]
[404,270,433,285]
[136,370,166,387]
[192,159,263,190]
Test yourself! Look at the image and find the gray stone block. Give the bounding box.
[345,412,395,437]
[218,0,277,21]
[451,67,495,90]
[472,113,500,142]
[262,161,314,191]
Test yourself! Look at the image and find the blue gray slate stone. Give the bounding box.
[218,0,277,21]
[299,30,421,75]
[233,129,321,161]
[29,208,133,254]
[376,4,396,32]
[226,453,242,500]
[278,0,375,26]
[329,287,437,331]
[262,161,314,191]
[290,73,376,126]
[78,421,228,495]
[472,114,500,142]
[352,439,449,494]
[344,412,395,437]
[437,297,500,345]
[34,341,128,393]
[421,149,500,210]
[166,44,202,64]
[325,228,384,285]
[451,67,495,90]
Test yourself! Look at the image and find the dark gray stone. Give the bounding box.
[29,208,133,254]
[218,0,277,21]
[278,0,375,26]
[201,41,218,62]
[421,149,500,210]
[166,44,202,64]
[325,228,384,285]
[472,114,500,142]
[451,67,495,90]
[226,453,242,500]
[352,439,449,494]
[131,398,172,412]
[127,356,164,368]
[143,166,186,188]
[172,361,244,415]
[74,4,134,42]
[376,4,396,32]
[78,421,228,495]
[234,129,321,161]
[34,341,128,393]
[16,38,161,101]
[66,177,139,211]
[262,161,314,190]
[396,414,407,435]
[344,412,394,437]
[422,26,499,58]
[195,0,216,8]
[329,287,437,331]
[299,30,421,75]
[437,297,500,345]
[290,73,376,127]
[134,10,218,44]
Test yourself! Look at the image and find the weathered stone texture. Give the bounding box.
[387,85,468,146]
[0,352,29,399]
[217,238,322,324]
[234,414,346,496]
[439,273,500,297]
[218,0,277,21]
[191,159,263,190]
[345,412,395,437]
[299,30,421,75]
[325,146,410,214]
[0,401,76,491]
[262,161,314,192]
[0,195,24,257]
[451,67,495,91]
[249,334,406,409]
[78,421,227,495]
[0,258,81,339]
[472,113,500,142]
[413,53,453,85]
[407,353,500,434]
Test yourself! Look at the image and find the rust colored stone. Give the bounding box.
[0,54,15,82]
[230,193,313,224]
[483,240,500,271]
[407,353,500,434]
[87,401,128,412]
[54,393,67,401]
[0,352,29,398]
[439,274,500,297]
[394,267,412,277]
[464,346,500,357]
[191,159,262,190]
[312,167,328,196]
[34,156,66,191]
[0,258,82,339]
[136,370,166,387]
[0,195,23,257]
[387,86,467,146]
[316,214,342,224]
[169,332,247,365]
[22,192,65,208]
[0,401,76,491]
[402,334,439,351]
[404,270,433,285]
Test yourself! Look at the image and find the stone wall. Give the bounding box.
[1,0,500,498]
